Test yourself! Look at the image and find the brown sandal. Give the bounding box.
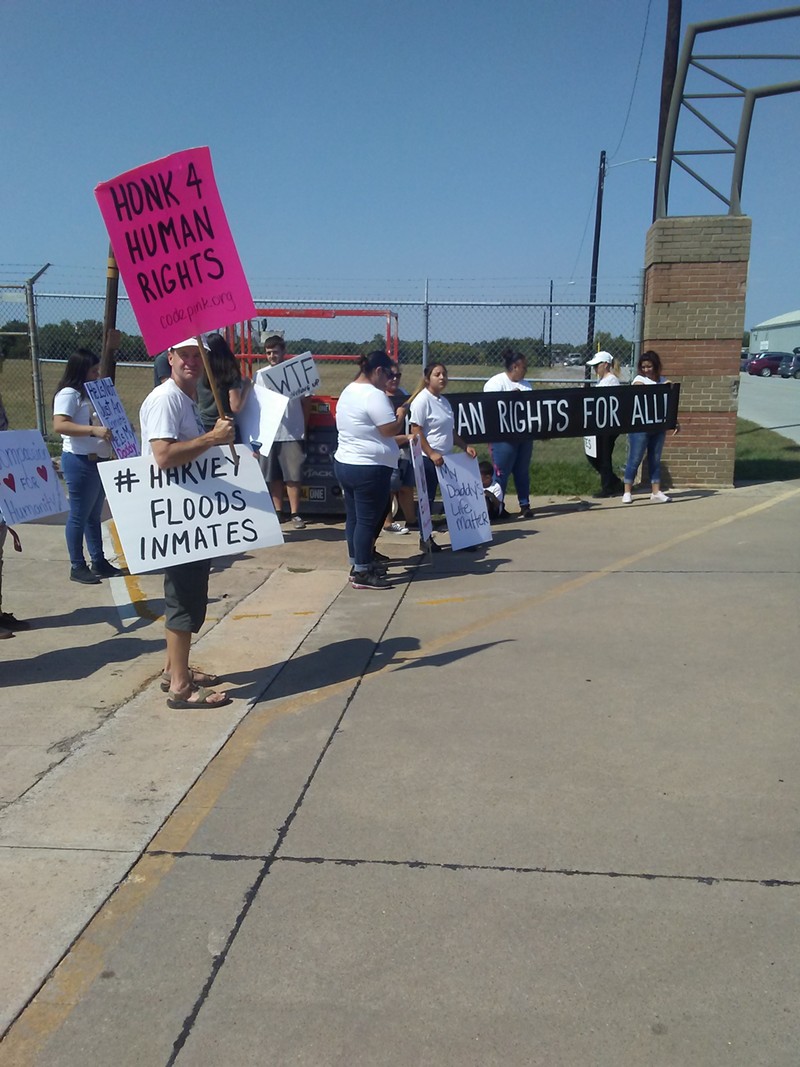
[160,668,221,692]
[166,685,232,709]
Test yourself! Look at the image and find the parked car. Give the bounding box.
[740,352,751,372]
[746,352,793,377]
[562,353,584,366]
[779,353,800,379]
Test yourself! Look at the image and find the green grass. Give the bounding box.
[3,360,799,492]
[734,418,800,483]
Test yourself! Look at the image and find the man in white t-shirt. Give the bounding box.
[139,337,235,709]
[257,333,313,530]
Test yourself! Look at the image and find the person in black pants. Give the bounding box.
[584,351,624,498]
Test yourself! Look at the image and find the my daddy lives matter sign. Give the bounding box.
[436,452,492,552]
[449,383,680,443]
[95,147,256,354]
[99,446,282,574]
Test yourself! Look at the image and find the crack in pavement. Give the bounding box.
[143,848,800,888]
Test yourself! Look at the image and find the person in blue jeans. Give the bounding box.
[409,361,478,551]
[622,350,679,504]
[483,349,534,518]
[52,348,124,584]
[334,351,408,589]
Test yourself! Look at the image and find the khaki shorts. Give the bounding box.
[260,439,305,483]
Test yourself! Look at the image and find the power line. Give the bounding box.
[567,180,600,283]
[609,0,655,162]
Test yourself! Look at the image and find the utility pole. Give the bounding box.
[548,278,554,365]
[585,149,606,378]
[100,244,120,382]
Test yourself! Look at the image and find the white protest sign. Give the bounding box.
[98,445,283,574]
[409,433,432,543]
[0,430,67,523]
[85,378,140,459]
[583,435,597,458]
[235,382,290,453]
[255,351,319,400]
[436,451,492,551]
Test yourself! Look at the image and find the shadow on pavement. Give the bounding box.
[6,635,164,688]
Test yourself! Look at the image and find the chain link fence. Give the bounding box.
[0,284,36,431]
[1,289,638,439]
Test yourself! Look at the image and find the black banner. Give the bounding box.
[449,383,680,443]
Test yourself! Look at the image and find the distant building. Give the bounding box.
[749,310,800,353]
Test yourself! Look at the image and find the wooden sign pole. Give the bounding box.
[195,335,239,470]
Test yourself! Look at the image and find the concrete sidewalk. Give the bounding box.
[1,480,799,1065]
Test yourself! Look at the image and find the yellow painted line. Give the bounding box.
[0,691,353,1062]
[0,855,173,1067]
[105,520,161,623]
[200,612,308,624]
[396,486,800,662]
[6,486,798,1059]
[417,596,466,606]
[148,690,348,854]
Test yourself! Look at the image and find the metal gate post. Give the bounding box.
[24,263,50,436]
[422,278,430,370]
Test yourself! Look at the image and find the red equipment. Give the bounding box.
[227,307,399,377]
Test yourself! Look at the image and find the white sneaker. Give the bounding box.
[386,521,409,535]
[621,492,632,504]
[650,491,670,503]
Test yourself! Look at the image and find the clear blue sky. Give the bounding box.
[2,0,798,333]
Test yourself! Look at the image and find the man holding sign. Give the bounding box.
[257,333,314,530]
[139,337,235,709]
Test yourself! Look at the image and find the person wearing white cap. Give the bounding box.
[139,337,235,709]
[483,349,535,519]
[584,351,624,497]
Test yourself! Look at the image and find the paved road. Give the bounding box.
[737,370,800,444]
[2,477,800,1065]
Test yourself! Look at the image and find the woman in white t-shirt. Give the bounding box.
[622,350,678,504]
[334,351,408,589]
[52,348,122,585]
[409,361,477,552]
[483,349,534,518]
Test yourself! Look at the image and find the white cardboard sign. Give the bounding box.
[234,382,291,453]
[255,351,319,400]
[98,445,283,573]
[436,452,492,551]
[409,434,433,543]
[0,430,68,523]
[583,435,597,458]
[85,378,141,459]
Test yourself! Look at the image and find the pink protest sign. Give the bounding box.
[95,147,256,355]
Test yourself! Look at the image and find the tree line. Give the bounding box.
[0,318,634,369]
[0,319,148,363]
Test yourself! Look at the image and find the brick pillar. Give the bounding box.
[642,215,751,487]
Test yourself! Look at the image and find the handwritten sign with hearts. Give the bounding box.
[0,431,67,524]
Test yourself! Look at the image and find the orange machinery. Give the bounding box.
[226,307,400,514]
